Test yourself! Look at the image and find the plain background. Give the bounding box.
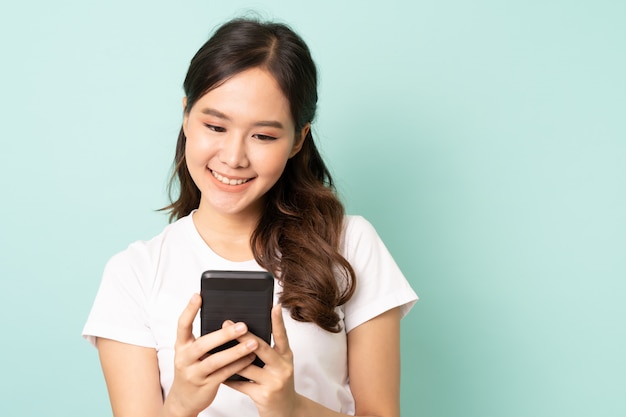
[1,0,624,416]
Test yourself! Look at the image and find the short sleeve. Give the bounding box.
[82,245,156,348]
[341,216,418,333]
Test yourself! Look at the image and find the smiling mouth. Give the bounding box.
[210,169,253,185]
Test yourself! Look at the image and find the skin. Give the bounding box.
[97,67,403,417]
[182,67,306,261]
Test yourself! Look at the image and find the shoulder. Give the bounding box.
[340,215,384,259]
[105,215,192,278]
[339,215,418,331]
[342,214,375,234]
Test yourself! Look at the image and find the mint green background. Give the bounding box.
[1,1,624,416]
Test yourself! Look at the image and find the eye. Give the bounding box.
[253,133,277,141]
[204,124,226,133]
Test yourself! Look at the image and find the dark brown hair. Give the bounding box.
[163,18,355,332]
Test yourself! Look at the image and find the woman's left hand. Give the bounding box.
[224,304,301,417]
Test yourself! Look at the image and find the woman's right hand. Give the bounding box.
[162,293,258,417]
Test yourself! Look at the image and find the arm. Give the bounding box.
[97,338,164,417]
[227,305,402,417]
[346,306,401,417]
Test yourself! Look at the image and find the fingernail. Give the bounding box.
[246,340,257,349]
[235,322,246,333]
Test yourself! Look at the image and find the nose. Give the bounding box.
[218,132,249,168]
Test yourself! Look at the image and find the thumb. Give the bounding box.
[176,293,201,346]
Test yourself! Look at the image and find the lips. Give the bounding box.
[210,169,253,185]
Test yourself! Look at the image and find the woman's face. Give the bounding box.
[183,67,307,220]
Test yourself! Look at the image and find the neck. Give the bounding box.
[192,201,261,261]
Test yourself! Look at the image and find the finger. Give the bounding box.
[227,307,286,366]
[229,360,264,384]
[225,372,259,395]
[205,353,257,384]
[233,331,278,374]
[191,321,249,359]
[200,340,258,379]
[176,293,201,345]
[271,304,291,355]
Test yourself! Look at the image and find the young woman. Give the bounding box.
[83,18,417,417]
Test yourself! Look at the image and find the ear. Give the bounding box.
[289,123,310,158]
[182,97,189,136]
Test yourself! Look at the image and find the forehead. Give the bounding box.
[192,67,293,127]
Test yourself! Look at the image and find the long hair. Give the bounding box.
[163,18,355,332]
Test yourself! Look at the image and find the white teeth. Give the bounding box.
[211,170,250,185]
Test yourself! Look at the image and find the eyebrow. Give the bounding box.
[200,107,284,129]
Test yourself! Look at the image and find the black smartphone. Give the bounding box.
[200,270,274,381]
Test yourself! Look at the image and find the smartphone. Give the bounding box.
[200,270,274,381]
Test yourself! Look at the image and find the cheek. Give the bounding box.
[258,148,292,178]
[184,130,210,164]
[183,141,196,166]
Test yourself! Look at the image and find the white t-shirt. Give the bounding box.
[83,213,417,416]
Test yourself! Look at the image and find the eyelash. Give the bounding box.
[204,124,226,133]
[253,134,277,141]
[204,124,277,141]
